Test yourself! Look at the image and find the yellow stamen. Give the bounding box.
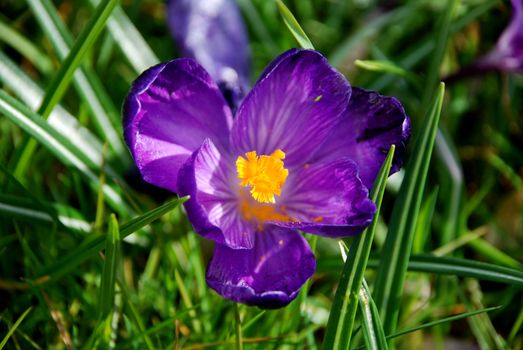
[236,149,288,203]
[240,200,292,223]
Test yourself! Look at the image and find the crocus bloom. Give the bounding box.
[477,0,523,74]
[167,0,250,108]
[123,49,410,308]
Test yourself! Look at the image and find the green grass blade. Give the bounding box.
[373,83,445,336]
[0,194,92,232]
[18,0,124,178]
[0,51,107,166]
[0,18,53,74]
[435,129,464,244]
[99,214,121,318]
[355,60,419,86]
[322,146,395,350]
[319,254,523,287]
[413,187,439,253]
[37,197,188,280]
[88,0,159,72]
[421,0,458,107]
[0,307,32,350]
[276,0,315,49]
[358,280,389,350]
[234,304,244,350]
[0,90,128,214]
[469,239,523,269]
[388,305,503,340]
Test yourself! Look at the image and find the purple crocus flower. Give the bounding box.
[478,0,523,74]
[167,0,250,108]
[123,49,410,308]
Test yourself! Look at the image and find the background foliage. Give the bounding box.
[1,0,522,349]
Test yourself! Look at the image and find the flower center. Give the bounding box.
[235,149,289,204]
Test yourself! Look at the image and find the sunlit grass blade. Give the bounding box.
[373,83,445,336]
[0,51,109,169]
[322,146,395,349]
[318,254,523,287]
[0,194,91,232]
[18,0,125,178]
[88,0,159,72]
[37,196,188,280]
[99,214,121,318]
[276,0,315,49]
[355,60,419,87]
[0,90,128,214]
[358,280,389,350]
[0,307,32,350]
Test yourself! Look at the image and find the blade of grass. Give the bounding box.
[0,51,108,168]
[234,304,244,350]
[322,146,395,349]
[358,280,389,350]
[99,214,121,318]
[0,307,33,350]
[373,83,445,336]
[436,128,464,245]
[17,0,123,179]
[0,18,53,74]
[318,255,523,286]
[88,0,159,72]
[412,187,439,253]
[468,239,523,269]
[37,196,188,281]
[388,305,503,340]
[0,194,91,232]
[276,0,314,49]
[355,60,420,87]
[0,90,128,215]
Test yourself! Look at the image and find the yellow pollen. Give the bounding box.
[236,149,289,203]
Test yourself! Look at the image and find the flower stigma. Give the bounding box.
[236,149,288,204]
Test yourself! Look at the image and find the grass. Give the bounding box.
[1,0,522,349]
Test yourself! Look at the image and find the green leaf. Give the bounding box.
[0,51,108,169]
[0,307,32,350]
[0,90,129,215]
[18,0,125,178]
[0,194,91,232]
[322,146,395,349]
[0,18,53,74]
[373,83,445,336]
[88,0,159,73]
[388,305,503,340]
[358,280,389,350]
[37,197,188,280]
[276,0,315,49]
[318,254,523,287]
[99,214,120,318]
[355,60,419,87]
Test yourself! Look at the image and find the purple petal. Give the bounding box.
[167,0,251,106]
[231,49,351,167]
[479,0,523,73]
[310,87,410,189]
[206,225,316,308]
[178,139,256,249]
[275,160,376,237]
[123,59,233,193]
